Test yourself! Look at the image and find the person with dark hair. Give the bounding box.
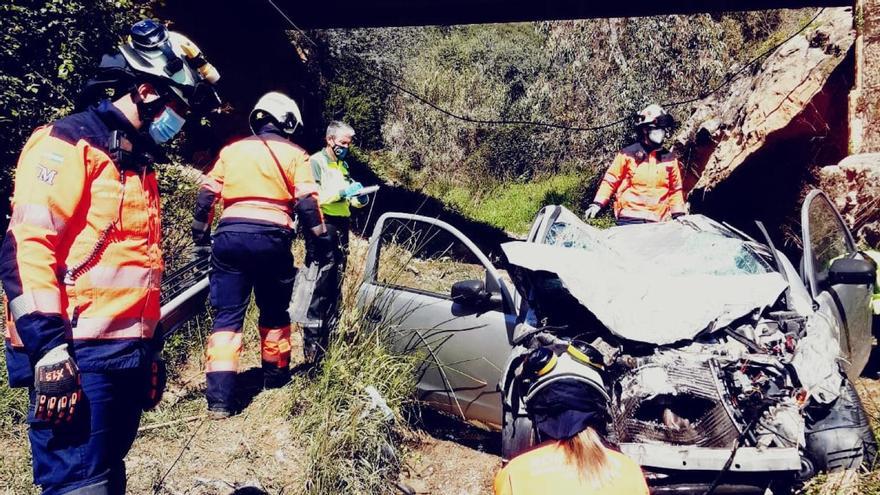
[1,19,221,494]
[495,347,649,494]
[584,103,686,226]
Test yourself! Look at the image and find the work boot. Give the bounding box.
[301,339,326,370]
[207,404,233,420]
[263,366,290,390]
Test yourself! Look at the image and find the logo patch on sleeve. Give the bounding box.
[37,166,58,185]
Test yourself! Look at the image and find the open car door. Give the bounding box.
[801,189,874,378]
[357,213,517,428]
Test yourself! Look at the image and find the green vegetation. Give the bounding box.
[0,0,151,224]
[288,312,417,494]
[288,241,418,494]
[438,174,588,234]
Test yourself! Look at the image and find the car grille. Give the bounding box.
[612,354,743,447]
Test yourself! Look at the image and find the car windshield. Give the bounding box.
[544,215,773,277]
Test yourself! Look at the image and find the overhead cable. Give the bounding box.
[264,1,825,132]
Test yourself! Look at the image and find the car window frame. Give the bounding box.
[362,212,516,314]
[801,189,858,297]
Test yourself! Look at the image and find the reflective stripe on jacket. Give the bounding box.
[594,143,686,222]
[494,442,649,495]
[0,101,162,383]
[309,149,366,218]
[192,132,318,243]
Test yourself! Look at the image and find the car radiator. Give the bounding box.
[611,354,743,448]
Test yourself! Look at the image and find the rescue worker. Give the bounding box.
[192,92,325,418]
[584,104,687,225]
[300,121,368,363]
[495,346,649,494]
[0,19,221,494]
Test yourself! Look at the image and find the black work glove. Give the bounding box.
[34,344,81,424]
[305,229,335,266]
[144,352,167,411]
[190,244,211,262]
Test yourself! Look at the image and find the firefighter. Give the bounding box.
[0,19,221,494]
[584,104,687,225]
[192,92,325,418]
[494,346,649,494]
[300,121,368,363]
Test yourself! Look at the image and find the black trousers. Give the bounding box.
[303,215,349,345]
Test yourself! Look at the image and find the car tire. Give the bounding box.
[805,378,878,471]
[501,408,536,464]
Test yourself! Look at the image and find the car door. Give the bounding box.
[357,212,517,428]
[801,189,873,378]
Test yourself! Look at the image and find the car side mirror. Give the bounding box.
[451,279,489,306]
[828,258,875,286]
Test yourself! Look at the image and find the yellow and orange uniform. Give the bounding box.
[593,143,686,222]
[1,101,162,385]
[494,442,649,495]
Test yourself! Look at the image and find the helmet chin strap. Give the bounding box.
[131,87,167,128]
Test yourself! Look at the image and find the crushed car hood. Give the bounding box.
[503,217,789,345]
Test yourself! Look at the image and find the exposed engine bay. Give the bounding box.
[501,212,876,492]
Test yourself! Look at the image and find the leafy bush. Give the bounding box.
[0,0,151,228]
[317,10,814,215]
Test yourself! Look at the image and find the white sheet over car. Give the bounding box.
[503,216,789,345]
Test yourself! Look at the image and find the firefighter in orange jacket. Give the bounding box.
[584,104,687,225]
[191,92,325,418]
[0,20,221,494]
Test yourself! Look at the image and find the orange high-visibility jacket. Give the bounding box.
[494,442,649,495]
[192,132,319,243]
[593,143,686,222]
[1,101,162,385]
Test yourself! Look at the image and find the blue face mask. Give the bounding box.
[148,107,186,144]
[333,145,349,161]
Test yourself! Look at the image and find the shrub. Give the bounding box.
[0,0,151,229]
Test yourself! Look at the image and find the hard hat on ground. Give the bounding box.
[522,345,609,440]
[249,92,304,135]
[79,19,221,114]
[635,103,675,129]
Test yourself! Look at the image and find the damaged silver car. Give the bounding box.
[356,189,877,493]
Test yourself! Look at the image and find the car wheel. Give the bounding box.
[805,377,878,471]
[501,408,536,464]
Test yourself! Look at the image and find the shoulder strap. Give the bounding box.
[257,135,296,199]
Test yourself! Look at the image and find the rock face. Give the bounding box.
[819,153,880,246]
[676,8,855,194]
[851,0,880,153]
[673,8,857,247]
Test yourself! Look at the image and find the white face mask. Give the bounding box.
[648,128,666,145]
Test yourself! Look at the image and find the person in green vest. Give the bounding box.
[301,121,368,363]
[863,250,880,317]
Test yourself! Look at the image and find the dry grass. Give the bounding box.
[286,237,420,494]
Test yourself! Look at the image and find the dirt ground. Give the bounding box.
[122,332,501,495]
[3,355,878,494]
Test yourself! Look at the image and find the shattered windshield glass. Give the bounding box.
[545,216,772,277]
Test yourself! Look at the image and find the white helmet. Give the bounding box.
[522,345,609,404]
[121,20,221,110]
[249,92,304,135]
[81,19,222,114]
[635,103,674,129]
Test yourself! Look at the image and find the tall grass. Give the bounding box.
[287,240,418,494]
[439,173,591,234]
